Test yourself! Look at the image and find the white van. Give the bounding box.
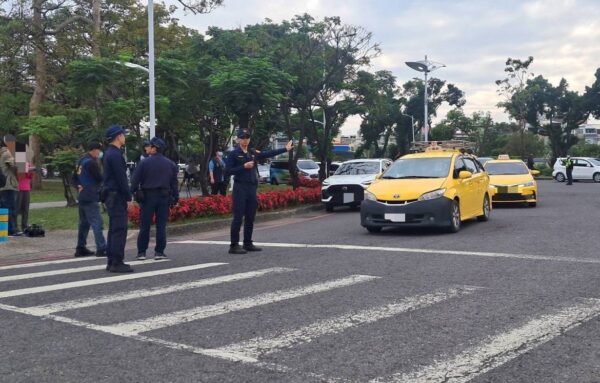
[553,157,600,182]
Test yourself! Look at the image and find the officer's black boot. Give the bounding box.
[229,244,248,254]
[243,243,262,252]
[74,247,95,257]
[95,249,107,257]
[109,263,134,273]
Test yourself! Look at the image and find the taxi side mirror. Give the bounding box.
[530,170,540,176]
[458,170,472,179]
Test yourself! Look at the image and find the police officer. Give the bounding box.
[73,141,107,257]
[226,129,293,254]
[103,125,133,273]
[140,140,151,162]
[130,137,179,260]
[563,155,574,185]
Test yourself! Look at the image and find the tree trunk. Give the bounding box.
[28,0,47,191]
[62,175,77,207]
[91,0,101,56]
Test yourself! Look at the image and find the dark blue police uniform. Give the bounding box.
[226,142,286,251]
[73,149,106,256]
[103,127,132,271]
[130,139,178,258]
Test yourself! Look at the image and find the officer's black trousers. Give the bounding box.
[230,182,257,246]
[105,192,128,266]
[566,168,573,184]
[137,190,169,254]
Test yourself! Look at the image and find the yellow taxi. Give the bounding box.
[360,141,492,233]
[484,155,539,207]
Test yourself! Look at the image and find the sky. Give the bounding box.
[165,0,600,134]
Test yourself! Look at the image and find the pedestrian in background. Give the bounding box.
[131,137,179,260]
[563,155,574,185]
[527,154,535,170]
[73,142,107,257]
[16,163,34,234]
[209,151,227,196]
[226,129,293,254]
[0,139,20,236]
[103,125,133,273]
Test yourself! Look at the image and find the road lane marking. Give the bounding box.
[0,263,226,299]
[0,259,170,283]
[100,275,380,336]
[0,257,98,271]
[173,240,600,265]
[213,285,482,362]
[371,297,600,383]
[25,267,296,315]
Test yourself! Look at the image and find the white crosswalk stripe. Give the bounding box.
[0,259,169,283]
[0,257,98,271]
[97,274,380,336]
[371,297,600,383]
[0,263,226,299]
[211,285,482,363]
[24,267,296,315]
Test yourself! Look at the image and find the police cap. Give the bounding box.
[105,125,126,141]
[150,137,166,150]
[143,139,151,147]
[237,129,251,139]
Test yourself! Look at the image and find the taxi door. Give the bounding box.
[463,157,487,215]
[453,157,477,217]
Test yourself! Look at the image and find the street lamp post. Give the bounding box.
[405,55,445,142]
[148,0,156,139]
[401,113,415,143]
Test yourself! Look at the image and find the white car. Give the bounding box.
[321,159,392,212]
[258,164,270,183]
[553,157,600,183]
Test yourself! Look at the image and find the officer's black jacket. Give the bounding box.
[102,144,131,199]
[226,146,287,184]
[130,153,179,199]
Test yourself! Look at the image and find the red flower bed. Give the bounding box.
[128,185,321,226]
[288,177,322,188]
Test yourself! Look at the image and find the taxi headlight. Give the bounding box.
[519,181,535,187]
[418,188,446,201]
[365,191,377,201]
[361,180,373,186]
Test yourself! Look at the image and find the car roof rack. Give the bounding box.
[410,140,476,153]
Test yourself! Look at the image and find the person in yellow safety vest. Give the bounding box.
[562,156,574,185]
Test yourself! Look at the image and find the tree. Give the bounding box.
[495,56,535,159]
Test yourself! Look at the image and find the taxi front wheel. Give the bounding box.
[447,200,461,233]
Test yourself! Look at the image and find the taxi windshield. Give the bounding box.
[485,162,529,175]
[382,158,451,179]
[335,162,380,175]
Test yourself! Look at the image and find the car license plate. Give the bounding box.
[343,193,354,203]
[385,213,405,222]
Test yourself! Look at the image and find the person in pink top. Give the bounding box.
[17,164,33,232]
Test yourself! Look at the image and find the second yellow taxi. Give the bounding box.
[484,155,539,207]
[360,141,492,233]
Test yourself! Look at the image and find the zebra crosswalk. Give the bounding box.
[0,255,598,382]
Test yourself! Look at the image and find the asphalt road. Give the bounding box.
[1,180,599,382]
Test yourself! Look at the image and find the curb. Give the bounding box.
[166,203,324,237]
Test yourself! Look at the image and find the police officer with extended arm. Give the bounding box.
[103,125,133,273]
[130,137,179,260]
[72,141,107,257]
[226,129,293,254]
[563,155,574,185]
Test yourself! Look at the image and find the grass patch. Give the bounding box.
[30,180,75,203]
[29,206,108,231]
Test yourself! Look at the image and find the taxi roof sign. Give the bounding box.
[411,140,476,153]
[497,154,510,160]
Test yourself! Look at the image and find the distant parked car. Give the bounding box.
[553,157,600,182]
[258,164,270,183]
[270,159,319,185]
